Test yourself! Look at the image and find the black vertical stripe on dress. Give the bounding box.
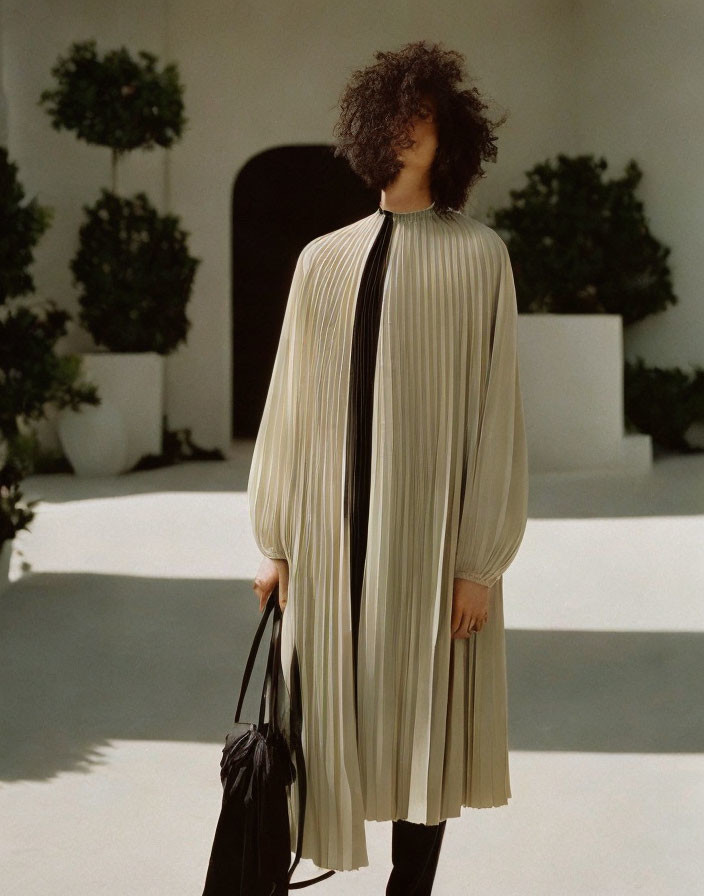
[345,206,395,738]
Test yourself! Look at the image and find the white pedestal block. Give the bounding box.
[517,314,652,474]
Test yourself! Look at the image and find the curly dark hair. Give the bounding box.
[331,40,507,219]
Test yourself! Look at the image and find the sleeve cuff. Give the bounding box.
[454,570,500,588]
[257,546,288,561]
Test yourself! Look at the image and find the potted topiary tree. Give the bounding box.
[487,153,677,473]
[39,39,200,474]
[0,146,99,592]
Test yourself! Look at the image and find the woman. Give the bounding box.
[248,40,529,894]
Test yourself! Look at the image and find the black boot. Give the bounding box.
[386,817,447,895]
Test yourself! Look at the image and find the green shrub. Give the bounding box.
[0,147,53,303]
[38,38,186,154]
[0,147,98,547]
[488,154,677,323]
[70,189,200,353]
[624,357,704,452]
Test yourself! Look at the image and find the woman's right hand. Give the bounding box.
[253,556,289,613]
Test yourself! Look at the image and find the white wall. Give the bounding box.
[2,0,698,451]
[573,0,704,370]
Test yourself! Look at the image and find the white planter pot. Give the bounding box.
[57,397,128,475]
[517,313,652,474]
[57,352,165,476]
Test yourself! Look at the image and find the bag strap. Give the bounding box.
[234,586,336,887]
[287,641,336,888]
[259,599,282,729]
[262,592,336,887]
[233,584,279,725]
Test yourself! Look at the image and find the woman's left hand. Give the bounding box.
[451,578,489,638]
[252,557,289,613]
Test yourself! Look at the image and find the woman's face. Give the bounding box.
[393,93,439,171]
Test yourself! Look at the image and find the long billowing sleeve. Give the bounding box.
[454,237,529,588]
[247,249,307,562]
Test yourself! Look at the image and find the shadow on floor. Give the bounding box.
[1,570,701,783]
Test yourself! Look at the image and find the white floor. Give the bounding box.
[2,443,703,895]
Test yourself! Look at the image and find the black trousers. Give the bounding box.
[386,817,447,895]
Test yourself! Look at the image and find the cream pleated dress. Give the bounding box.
[247,201,529,872]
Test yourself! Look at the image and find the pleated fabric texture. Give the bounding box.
[247,202,529,872]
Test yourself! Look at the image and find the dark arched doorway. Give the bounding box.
[232,145,378,438]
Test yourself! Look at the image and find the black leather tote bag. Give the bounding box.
[201,585,336,894]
